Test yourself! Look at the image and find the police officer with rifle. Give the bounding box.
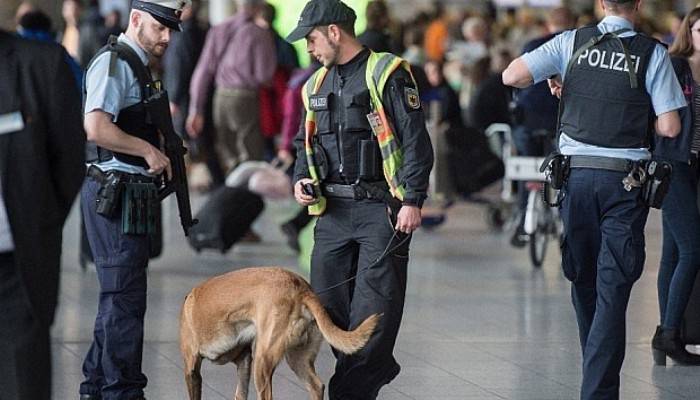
[79,0,196,398]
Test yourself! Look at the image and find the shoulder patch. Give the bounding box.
[404,87,421,110]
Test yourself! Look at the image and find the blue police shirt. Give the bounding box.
[84,33,152,176]
[521,16,686,160]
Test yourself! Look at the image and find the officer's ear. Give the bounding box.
[327,24,342,43]
[130,9,142,29]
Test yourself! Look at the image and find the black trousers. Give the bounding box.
[0,252,51,400]
[311,198,410,400]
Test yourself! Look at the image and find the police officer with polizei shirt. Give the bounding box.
[80,0,189,399]
[287,0,433,398]
[503,0,685,399]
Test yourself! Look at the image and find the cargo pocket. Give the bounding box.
[620,234,645,284]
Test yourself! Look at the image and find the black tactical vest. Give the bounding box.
[83,36,160,169]
[560,26,656,148]
[311,49,383,184]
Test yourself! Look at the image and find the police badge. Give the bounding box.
[404,86,420,110]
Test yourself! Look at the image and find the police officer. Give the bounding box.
[502,0,685,399]
[79,1,187,399]
[286,1,433,398]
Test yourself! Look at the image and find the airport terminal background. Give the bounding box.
[4,0,700,399]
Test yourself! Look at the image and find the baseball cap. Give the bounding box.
[131,0,190,31]
[286,0,357,43]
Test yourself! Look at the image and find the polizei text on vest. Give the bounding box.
[577,49,641,74]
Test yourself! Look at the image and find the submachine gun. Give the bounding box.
[144,81,198,236]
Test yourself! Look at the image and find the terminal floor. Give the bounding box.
[52,195,700,400]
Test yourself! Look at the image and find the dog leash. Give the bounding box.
[314,230,412,296]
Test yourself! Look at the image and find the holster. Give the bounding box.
[641,160,672,209]
[540,152,570,190]
[539,152,570,207]
[121,182,158,235]
[89,167,123,218]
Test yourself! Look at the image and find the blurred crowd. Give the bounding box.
[9,0,689,241]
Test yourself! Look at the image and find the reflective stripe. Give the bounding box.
[366,51,414,200]
[303,68,329,215]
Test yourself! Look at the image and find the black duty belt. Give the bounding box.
[322,182,389,200]
[87,165,156,184]
[568,155,634,173]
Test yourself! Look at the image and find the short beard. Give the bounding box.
[324,40,340,68]
[137,24,166,58]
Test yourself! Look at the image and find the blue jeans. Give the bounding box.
[80,178,149,400]
[560,168,649,400]
[658,160,700,329]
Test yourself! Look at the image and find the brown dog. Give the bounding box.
[179,267,379,400]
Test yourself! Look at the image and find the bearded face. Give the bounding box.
[135,11,171,58]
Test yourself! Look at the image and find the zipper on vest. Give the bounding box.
[336,72,348,182]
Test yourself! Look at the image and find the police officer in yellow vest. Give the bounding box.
[287,1,433,398]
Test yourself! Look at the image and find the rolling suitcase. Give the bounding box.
[187,186,264,253]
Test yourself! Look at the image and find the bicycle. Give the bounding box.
[523,182,562,267]
[498,126,563,268]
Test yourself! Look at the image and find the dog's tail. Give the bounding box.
[302,292,380,354]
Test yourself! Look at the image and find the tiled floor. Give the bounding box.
[52,194,700,399]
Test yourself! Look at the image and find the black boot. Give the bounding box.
[651,325,700,366]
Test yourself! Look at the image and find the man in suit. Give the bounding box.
[0,30,85,400]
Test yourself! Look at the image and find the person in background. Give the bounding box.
[14,1,35,30]
[509,6,575,248]
[16,9,83,88]
[424,1,448,62]
[256,2,298,160]
[78,0,108,69]
[424,59,461,127]
[401,26,425,66]
[652,7,700,366]
[467,50,512,132]
[61,0,82,61]
[0,29,85,400]
[103,9,124,38]
[358,0,394,53]
[187,0,276,173]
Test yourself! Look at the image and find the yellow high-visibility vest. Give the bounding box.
[301,51,415,215]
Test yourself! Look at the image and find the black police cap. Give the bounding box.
[286,0,357,43]
[131,0,188,31]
